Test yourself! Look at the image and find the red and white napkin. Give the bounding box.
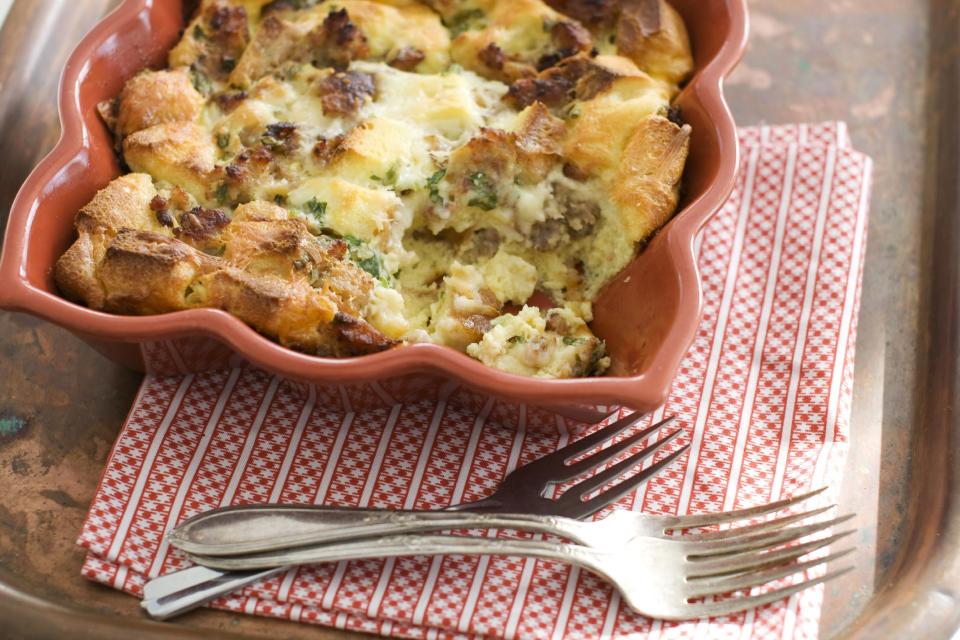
[78,122,872,639]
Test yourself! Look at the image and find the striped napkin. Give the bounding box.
[78,122,872,640]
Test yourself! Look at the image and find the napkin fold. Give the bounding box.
[78,122,872,640]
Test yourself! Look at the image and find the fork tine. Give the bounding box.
[687,514,854,557]
[559,443,691,519]
[678,505,834,542]
[557,411,644,460]
[687,530,855,577]
[504,411,642,480]
[670,487,828,530]
[685,567,854,618]
[560,416,678,480]
[686,548,855,599]
[563,429,683,499]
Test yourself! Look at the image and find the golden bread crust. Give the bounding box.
[561,58,670,176]
[543,0,693,83]
[55,232,108,308]
[55,178,392,355]
[123,123,218,203]
[612,115,691,241]
[170,0,253,84]
[225,0,449,88]
[450,0,592,82]
[74,173,161,234]
[616,0,693,85]
[116,69,205,136]
[97,230,206,314]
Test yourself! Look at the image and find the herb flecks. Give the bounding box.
[190,67,213,95]
[426,168,446,205]
[305,197,327,224]
[343,235,387,282]
[214,182,229,205]
[446,9,486,37]
[370,164,399,188]
[467,171,498,211]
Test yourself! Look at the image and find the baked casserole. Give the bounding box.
[55,0,693,378]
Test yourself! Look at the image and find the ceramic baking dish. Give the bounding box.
[0,0,748,427]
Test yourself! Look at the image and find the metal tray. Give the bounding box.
[0,0,956,637]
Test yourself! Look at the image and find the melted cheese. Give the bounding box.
[466,306,609,378]
[288,177,401,245]
[359,61,512,148]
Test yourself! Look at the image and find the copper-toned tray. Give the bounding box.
[0,0,956,638]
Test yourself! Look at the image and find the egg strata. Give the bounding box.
[55,0,693,378]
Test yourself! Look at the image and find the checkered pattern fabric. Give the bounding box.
[78,122,872,639]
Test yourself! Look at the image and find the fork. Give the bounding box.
[168,489,836,557]
[143,412,685,618]
[185,517,856,620]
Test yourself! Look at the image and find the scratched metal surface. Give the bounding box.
[0,0,936,638]
[722,1,931,635]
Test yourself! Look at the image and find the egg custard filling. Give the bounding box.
[55,0,693,378]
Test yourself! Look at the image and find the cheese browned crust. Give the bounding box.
[56,0,693,376]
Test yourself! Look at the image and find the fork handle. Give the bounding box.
[187,533,610,581]
[141,566,287,620]
[169,505,593,556]
[145,536,608,614]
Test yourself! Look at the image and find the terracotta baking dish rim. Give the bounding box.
[0,0,748,409]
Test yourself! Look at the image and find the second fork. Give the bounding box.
[143,412,683,618]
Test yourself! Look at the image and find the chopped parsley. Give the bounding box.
[343,235,387,282]
[214,182,229,204]
[589,344,607,374]
[446,9,486,37]
[190,67,213,95]
[508,335,527,345]
[356,255,383,279]
[216,132,231,150]
[273,193,287,205]
[370,164,399,188]
[192,25,207,40]
[467,171,497,211]
[562,336,585,346]
[426,168,446,205]
[304,197,327,224]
